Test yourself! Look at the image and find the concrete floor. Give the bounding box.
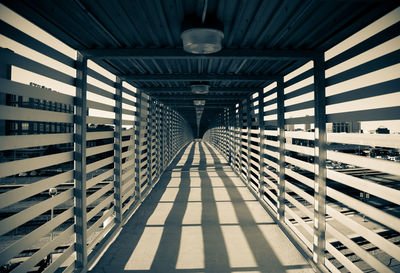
[90,141,314,273]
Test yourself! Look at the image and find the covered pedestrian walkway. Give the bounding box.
[90,141,313,273]
[1,1,399,273]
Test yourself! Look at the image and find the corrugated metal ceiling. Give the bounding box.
[2,0,398,133]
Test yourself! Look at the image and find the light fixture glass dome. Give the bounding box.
[181,28,224,54]
[191,84,209,94]
[193,100,206,106]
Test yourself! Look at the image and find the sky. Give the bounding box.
[0,4,399,133]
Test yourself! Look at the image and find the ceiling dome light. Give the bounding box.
[193,100,206,106]
[191,84,209,94]
[181,28,224,54]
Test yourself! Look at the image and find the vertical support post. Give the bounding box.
[258,89,265,199]
[135,89,143,202]
[277,77,286,222]
[227,108,232,164]
[161,105,166,171]
[0,49,12,136]
[246,97,251,185]
[155,102,161,180]
[114,77,123,224]
[313,53,327,268]
[75,52,88,270]
[238,102,243,178]
[147,99,153,187]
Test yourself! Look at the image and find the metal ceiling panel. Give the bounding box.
[2,0,398,130]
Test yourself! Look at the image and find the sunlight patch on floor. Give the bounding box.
[182,202,202,225]
[146,203,173,225]
[190,176,202,187]
[216,201,239,224]
[167,177,181,187]
[237,187,257,201]
[221,225,257,268]
[176,226,204,269]
[245,201,274,224]
[212,187,231,201]
[258,225,310,267]
[209,176,225,187]
[159,187,179,202]
[124,227,163,270]
[187,186,201,201]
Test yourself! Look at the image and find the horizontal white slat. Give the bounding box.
[285,168,314,189]
[250,151,259,159]
[326,224,392,273]
[122,119,136,126]
[122,139,134,148]
[285,205,313,235]
[122,129,135,136]
[86,156,114,173]
[263,130,278,136]
[0,170,73,210]
[284,217,313,250]
[14,225,74,273]
[87,195,114,221]
[122,193,136,213]
[87,183,114,206]
[63,260,76,273]
[263,186,278,202]
[86,143,114,157]
[87,217,115,254]
[122,149,135,159]
[87,208,114,239]
[285,131,314,140]
[285,181,314,204]
[87,83,114,100]
[122,168,135,184]
[122,176,135,194]
[264,149,279,159]
[0,105,73,123]
[326,242,363,273]
[328,151,400,177]
[122,158,134,171]
[327,133,400,149]
[87,116,115,125]
[285,143,314,156]
[263,175,278,190]
[0,78,74,105]
[263,166,278,181]
[262,194,278,214]
[0,133,73,151]
[86,169,114,190]
[285,156,314,172]
[87,131,114,141]
[264,139,278,148]
[327,169,400,205]
[326,205,400,261]
[0,208,73,266]
[42,244,75,273]
[122,186,135,204]
[0,151,73,178]
[263,157,278,170]
[87,99,115,112]
[0,189,73,237]
[327,187,400,233]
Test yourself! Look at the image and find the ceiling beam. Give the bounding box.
[82,48,315,60]
[141,87,261,93]
[154,95,241,100]
[166,105,233,109]
[122,74,277,82]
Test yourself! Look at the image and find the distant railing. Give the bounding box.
[0,11,193,273]
[205,7,400,273]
